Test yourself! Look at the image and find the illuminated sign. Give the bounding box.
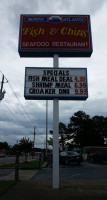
[19,15,93,57]
[24,67,88,100]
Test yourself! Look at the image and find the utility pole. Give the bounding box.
[0,74,6,101]
[33,127,36,149]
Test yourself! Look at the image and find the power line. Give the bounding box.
[6,92,23,114]
[0,101,34,138]
[2,101,21,122]
[8,82,34,126]
[0,70,35,127]
[0,70,44,140]
[5,92,34,125]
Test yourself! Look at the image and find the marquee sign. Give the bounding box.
[24,67,88,100]
[19,15,93,57]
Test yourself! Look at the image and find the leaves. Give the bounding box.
[57,110,107,150]
[19,137,33,153]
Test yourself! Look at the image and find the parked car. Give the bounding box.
[88,150,107,163]
[59,151,82,165]
[0,153,6,158]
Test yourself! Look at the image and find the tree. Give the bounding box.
[49,122,68,151]
[59,122,67,151]
[12,144,20,154]
[104,117,107,139]
[68,111,104,147]
[92,116,106,136]
[47,138,53,146]
[92,115,106,145]
[48,111,106,150]
[68,111,89,146]
[19,137,33,161]
[0,141,10,150]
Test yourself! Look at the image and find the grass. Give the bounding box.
[0,180,16,196]
[0,163,15,168]
[0,160,44,170]
[19,160,43,169]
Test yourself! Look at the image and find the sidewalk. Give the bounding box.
[0,169,37,181]
[0,165,107,199]
[0,161,47,181]
[0,179,107,200]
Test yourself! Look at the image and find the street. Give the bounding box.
[0,155,35,165]
[1,157,107,181]
[0,155,36,178]
[31,162,107,180]
[1,161,107,200]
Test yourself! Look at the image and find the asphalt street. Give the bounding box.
[1,160,107,200]
[0,156,36,165]
[0,168,14,177]
[0,156,37,179]
[1,158,107,181]
[31,162,107,180]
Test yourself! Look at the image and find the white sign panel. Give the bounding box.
[24,67,88,100]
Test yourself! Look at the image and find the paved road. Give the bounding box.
[0,156,36,165]
[0,156,37,178]
[31,162,107,180]
[0,169,14,177]
[1,159,107,180]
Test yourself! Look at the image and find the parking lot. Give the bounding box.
[1,156,107,181]
[0,159,107,200]
[0,155,36,178]
[31,161,107,180]
[0,155,35,165]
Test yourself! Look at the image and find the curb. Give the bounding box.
[41,162,48,168]
[0,161,48,181]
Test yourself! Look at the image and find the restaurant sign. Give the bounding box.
[19,15,93,57]
[24,67,88,100]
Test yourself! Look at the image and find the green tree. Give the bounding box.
[104,117,107,139]
[0,142,9,149]
[0,142,10,152]
[68,111,104,147]
[19,137,33,161]
[59,122,67,151]
[92,116,106,136]
[49,123,68,151]
[12,144,20,154]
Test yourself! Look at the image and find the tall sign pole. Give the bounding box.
[53,54,59,189]
[46,100,48,155]
[19,14,93,190]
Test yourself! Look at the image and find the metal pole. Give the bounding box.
[1,75,4,92]
[46,100,48,155]
[15,152,19,181]
[53,54,59,189]
[34,127,36,148]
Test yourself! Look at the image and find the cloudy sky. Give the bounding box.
[0,0,107,148]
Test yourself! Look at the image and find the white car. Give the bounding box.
[0,153,6,158]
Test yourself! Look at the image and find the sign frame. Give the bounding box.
[19,14,93,58]
[24,67,88,100]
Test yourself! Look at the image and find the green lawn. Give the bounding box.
[0,160,44,169]
[0,163,15,168]
[0,180,16,196]
[19,160,43,169]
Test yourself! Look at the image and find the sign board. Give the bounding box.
[24,67,88,100]
[19,15,93,57]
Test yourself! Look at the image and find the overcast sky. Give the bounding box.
[0,0,107,148]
